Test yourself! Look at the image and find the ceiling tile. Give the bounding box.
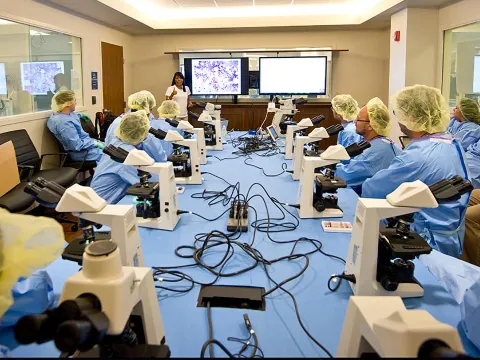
[174,0,215,7]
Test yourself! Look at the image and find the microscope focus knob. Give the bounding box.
[314,200,326,213]
[380,276,398,292]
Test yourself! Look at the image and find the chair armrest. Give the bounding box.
[41,153,68,167]
[17,164,35,181]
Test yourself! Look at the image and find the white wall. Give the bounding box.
[130,28,391,117]
[0,0,133,159]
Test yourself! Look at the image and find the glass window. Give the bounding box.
[0,18,83,117]
[443,21,480,108]
[178,50,332,101]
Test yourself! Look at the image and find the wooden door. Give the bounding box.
[101,42,125,116]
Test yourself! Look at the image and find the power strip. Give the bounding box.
[227,200,249,232]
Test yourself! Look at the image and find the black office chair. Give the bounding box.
[0,130,79,230]
[53,137,97,180]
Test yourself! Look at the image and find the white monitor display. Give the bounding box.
[191,58,241,95]
[20,61,65,95]
[0,63,7,95]
[473,56,480,93]
[259,57,327,95]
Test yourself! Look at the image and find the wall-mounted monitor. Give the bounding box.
[473,55,480,93]
[20,61,65,95]
[0,63,7,95]
[259,57,327,95]
[184,58,249,96]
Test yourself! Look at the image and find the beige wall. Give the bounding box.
[130,28,391,116]
[0,0,133,158]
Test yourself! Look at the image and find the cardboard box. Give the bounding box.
[0,141,20,197]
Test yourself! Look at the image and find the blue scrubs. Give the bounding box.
[466,139,480,189]
[447,117,480,151]
[337,121,363,148]
[420,250,480,351]
[336,137,401,196]
[91,136,166,204]
[362,133,471,258]
[47,112,102,162]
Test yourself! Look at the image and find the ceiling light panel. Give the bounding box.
[174,0,215,7]
[255,0,292,5]
[215,0,254,5]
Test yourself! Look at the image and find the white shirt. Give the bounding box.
[165,85,191,118]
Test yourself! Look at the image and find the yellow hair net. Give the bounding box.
[332,94,359,122]
[391,85,449,133]
[158,100,180,118]
[127,91,156,113]
[366,97,391,137]
[0,209,64,318]
[51,90,76,112]
[459,98,480,124]
[115,110,150,144]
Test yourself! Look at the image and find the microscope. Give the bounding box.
[296,141,371,219]
[337,296,465,357]
[343,176,473,298]
[195,102,223,151]
[14,240,169,358]
[270,97,307,138]
[149,128,202,185]
[164,118,207,165]
[24,177,144,267]
[104,145,180,231]
[284,114,325,160]
[291,124,344,180]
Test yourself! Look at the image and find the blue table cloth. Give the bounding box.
[10,133,480,357]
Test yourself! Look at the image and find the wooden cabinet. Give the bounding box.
[189,102,338,150]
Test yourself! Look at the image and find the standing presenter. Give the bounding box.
[165,72,193,121]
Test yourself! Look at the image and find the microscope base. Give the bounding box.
[291,172,300,181]
[175,175,202,185]
[136,215,180,231]
[348,280,424,298]
[206,145,223,151]
[285,154,294,160]
[297,207,343,219]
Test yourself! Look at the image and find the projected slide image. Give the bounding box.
[474,56,480,93]
[20,61,65,95]
[0,63,7,95]
[192,59,241,95]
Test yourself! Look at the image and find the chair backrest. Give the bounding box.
[0,129,41,170]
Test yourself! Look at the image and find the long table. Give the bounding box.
[11,133,480,357]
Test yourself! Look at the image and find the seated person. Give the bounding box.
[461,189,480,266]
[104,90,157,145]
[447,97,480,151]
[362,85,471,258]
[47,90,103,162]
[151,100,186,155]
[466,138,480,189]
[335,97,401,196]
[420,250,480,352]
[90,111,167,204]
[331,94,363,148]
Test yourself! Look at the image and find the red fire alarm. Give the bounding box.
[393,31,401,42]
